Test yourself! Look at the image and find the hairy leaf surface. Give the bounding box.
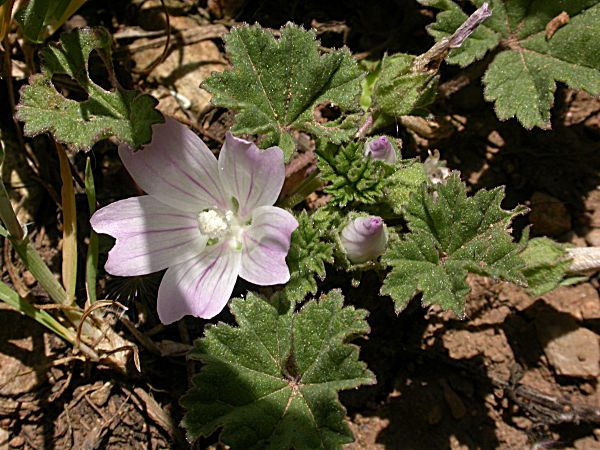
[317,141,391,207]
[181,291,375,450]
[384,160,427,215]
[203,24,362,159]
[382,174,526,315]
[420,0,600,128]
[17,27,163,150]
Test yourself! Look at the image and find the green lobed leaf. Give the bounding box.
[284,209,336,302]
[202,23,363,159]
[381,174,526,316]
[181,291,375,450]
[520,237,583,297]
[420,0,600,128]
[16,27,164,150]
[317,140,391,207]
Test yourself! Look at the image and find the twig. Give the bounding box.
[121,317,162,355]
[507,382,600,425]
[413,2,492,72]
[119,24,228,54]
[355,113,373,139]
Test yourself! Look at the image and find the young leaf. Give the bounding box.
[521,237,583,297]
[181,291,375,450]
[382,174,526,316]
[284,210,336,302]
[202,23,363,159]
[372,53,439,118]
[16,27,164,150]
[384,160,428,215]
[317,141,389,207]
[420,0,600,128]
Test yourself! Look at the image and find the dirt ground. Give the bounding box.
[1,1,599,449]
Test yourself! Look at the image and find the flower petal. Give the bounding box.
[119,118,227,212]
[239,206,298,285]
[157,243,242,323]
[91,196,207,276]
[340,216,387,264]
[218,132,285,218]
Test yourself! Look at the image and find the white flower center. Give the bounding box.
[197,209,234,239]
[197,209,245,251]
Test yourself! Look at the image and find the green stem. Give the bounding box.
[84,158,98,304]
[278,170,323,209]
[0,144,24,242]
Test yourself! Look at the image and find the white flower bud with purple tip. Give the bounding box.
[365,136,397,164]
[341,217,387,264]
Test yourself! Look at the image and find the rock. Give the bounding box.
[512,416,532,430]
[574,436,600,450]
[536,310,600,378]
[208,0,246,18]
[0,427,8,449]
[585,189,600,228]
[487,130,505,148]
[8,436,24,447]
[131,16,226,116]
[543,283,600,321]
[499,284,535,312]
[529,192,571,236]
[586,228,600,247]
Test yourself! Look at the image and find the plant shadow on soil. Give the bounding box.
[335,268,600,449]
[336,271,499,449]
[427,83,600,238]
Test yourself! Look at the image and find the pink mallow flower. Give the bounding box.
[91,119,298,324]
[340,217,387,264]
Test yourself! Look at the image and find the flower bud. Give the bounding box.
[341,217,387,263]
[424,150,451,185]
[365,136,397,164]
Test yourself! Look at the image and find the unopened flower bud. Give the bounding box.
[424,150,451,185]
[341,217,387,263]
[365,136,397,164]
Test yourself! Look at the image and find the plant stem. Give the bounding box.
[0,145,24,242]
[567,247,600,273]
[85,158,98,304]
[0,281,99,360]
